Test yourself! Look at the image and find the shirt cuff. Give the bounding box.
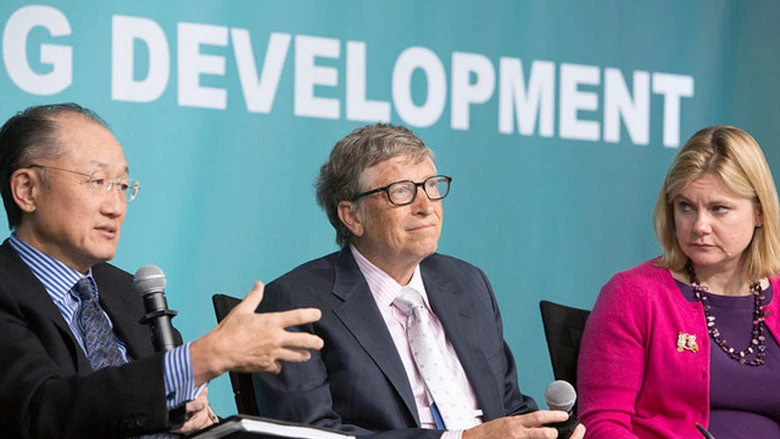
[442,430,463,439]
[163,342,200,409]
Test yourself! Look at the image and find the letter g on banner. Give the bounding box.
[3,5,73,95]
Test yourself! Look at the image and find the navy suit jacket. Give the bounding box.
[253,248,537,438]
[0,239,170,438]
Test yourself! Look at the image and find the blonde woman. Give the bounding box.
[579,126,780,438]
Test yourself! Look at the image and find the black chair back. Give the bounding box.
[539,300,591,399]
[211,293,260,416]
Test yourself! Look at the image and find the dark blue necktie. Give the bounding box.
[74,279,172,438]
[73,277,125,370]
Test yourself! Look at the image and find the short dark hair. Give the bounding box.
[316,123,435,247]
[0,103,108,228]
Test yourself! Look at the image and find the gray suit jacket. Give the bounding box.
[253,248,537,438]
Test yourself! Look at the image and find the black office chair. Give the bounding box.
[539,300,591,398]
[211,293,260,416]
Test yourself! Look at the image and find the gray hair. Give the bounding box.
[316,123,435,247]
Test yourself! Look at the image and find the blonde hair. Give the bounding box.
[653,125,780,280]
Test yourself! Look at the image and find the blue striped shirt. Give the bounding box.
[10,234,198,410]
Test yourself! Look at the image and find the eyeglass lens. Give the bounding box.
[388,176,450,205]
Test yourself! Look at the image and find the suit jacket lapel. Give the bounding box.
[94,265,154,361]
[422,262,503,420]
[0,239,90,371]
[330,249,421,426]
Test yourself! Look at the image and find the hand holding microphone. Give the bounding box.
[462,380,585,439]
[134,265,205,430]
[544,380,582,439]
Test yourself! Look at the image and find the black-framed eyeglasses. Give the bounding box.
[352,175,452,206]
[28,164,141,202]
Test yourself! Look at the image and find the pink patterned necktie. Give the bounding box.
[393,287,477,430]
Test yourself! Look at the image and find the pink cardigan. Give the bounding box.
[578,259,780,438]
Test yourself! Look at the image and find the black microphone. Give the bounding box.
[696,423,716,439]
[544,380,580,439]
[135,265,179,352]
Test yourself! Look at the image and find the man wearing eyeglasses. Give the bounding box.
[253,123,584,438]
[0,103,324,438]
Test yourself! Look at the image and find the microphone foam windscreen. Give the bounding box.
[133,265,166,296]
[544,380,576,412]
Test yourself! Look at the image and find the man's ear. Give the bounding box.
[11,168,39,214]
[337,201,364,237]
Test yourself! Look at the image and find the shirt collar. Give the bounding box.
[9,233,94,305]
[349,244,430,310]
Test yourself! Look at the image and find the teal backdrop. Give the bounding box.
[1,0,779,418]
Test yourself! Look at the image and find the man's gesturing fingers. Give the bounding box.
[275,306,323,329]
[192,282,324,384]
[279,327,325,351]
[231,281,265,314]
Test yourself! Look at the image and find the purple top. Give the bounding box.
[678,281,780,437]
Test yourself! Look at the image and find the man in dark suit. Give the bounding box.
[0,103,324,438]
[253,124,585,438]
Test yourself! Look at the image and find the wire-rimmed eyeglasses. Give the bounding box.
[28,164,140,202]
[352,175,452,206]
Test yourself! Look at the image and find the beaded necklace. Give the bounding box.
[686,262,767,366]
